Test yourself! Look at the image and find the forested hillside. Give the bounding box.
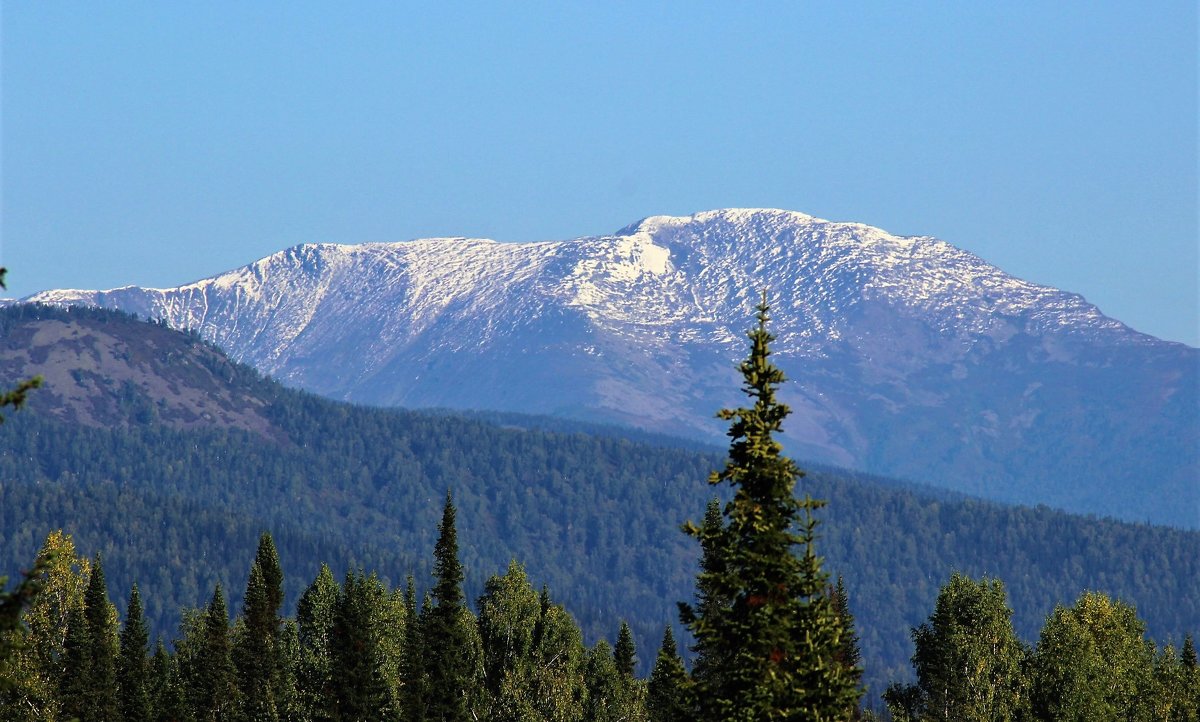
[0,304,1197,700]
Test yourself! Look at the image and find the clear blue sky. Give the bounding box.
[2,2,1196,345]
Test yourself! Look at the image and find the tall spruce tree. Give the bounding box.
[680,498,726,694]
[196,584,239,722]
[615,622,637,680]
[679,296,860,721]
[647,626,691,722]
[149,637,188,722]
[254,533,284,621]
[118,584,152,722]
[249,533,286,720]
[830,576,864,719]
[296,563,338,720]
[421,491,481,721]
[399,575,426,721]
[235,562,280,721]
[80,555,119,722]
[59,605,90,722]
[328,571,389,720]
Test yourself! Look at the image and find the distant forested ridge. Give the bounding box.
[0,303,1197,701]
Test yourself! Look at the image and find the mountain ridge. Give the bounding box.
[20,208,1198,527]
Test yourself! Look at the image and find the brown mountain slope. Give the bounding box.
[0,304,279,439]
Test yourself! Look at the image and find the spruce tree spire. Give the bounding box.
[118,583,151,722]
[198,584,239,720]
[80,555,119,722]
[680,294,861,721]
[432,490,464,610]
[424,490,474,721]
[647,625,691,722]
[254,532,284,620]
[235,561,280,720]
[615,621,637,679]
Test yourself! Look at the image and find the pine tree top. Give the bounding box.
[615,621,637,678]
[432,490,464,610]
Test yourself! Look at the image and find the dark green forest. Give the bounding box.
[0,303,1198,715]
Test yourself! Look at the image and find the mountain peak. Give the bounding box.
[19,207,1196,527]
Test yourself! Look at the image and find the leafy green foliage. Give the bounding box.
[884,573,1027,722]
[295,564,338,720]
[1030,591,1156,721]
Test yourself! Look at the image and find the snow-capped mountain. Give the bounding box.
[27,209,1198,527]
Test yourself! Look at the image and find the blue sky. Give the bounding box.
[2,2,1196,345]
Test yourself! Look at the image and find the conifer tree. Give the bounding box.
[399,575,426,721]
[831,576,864,719]
[680,498,726,694]
[118,584,152,722]
[81,555,119,722]
[149,637,187,722]
[646,626,691,722]
[274,620,302,722]
[248,532,286,719]
[328,571,389,720]
[615,621,637,680]
[679,296,860,721]
[254,533,284,620]
[196,584,239,721]
[423,491,477,721]
[59,605,89,722]
[1184,635,1200,717]
[235,562,279,721]
[296,563,338,720]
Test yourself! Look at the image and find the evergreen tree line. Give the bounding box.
[1,520,668,721]
[4,516,1196,720]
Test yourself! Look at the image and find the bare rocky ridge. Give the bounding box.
[0,307,280,440]
[24,209,1199,527]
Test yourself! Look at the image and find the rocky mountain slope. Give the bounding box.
[26,209,1199,527]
